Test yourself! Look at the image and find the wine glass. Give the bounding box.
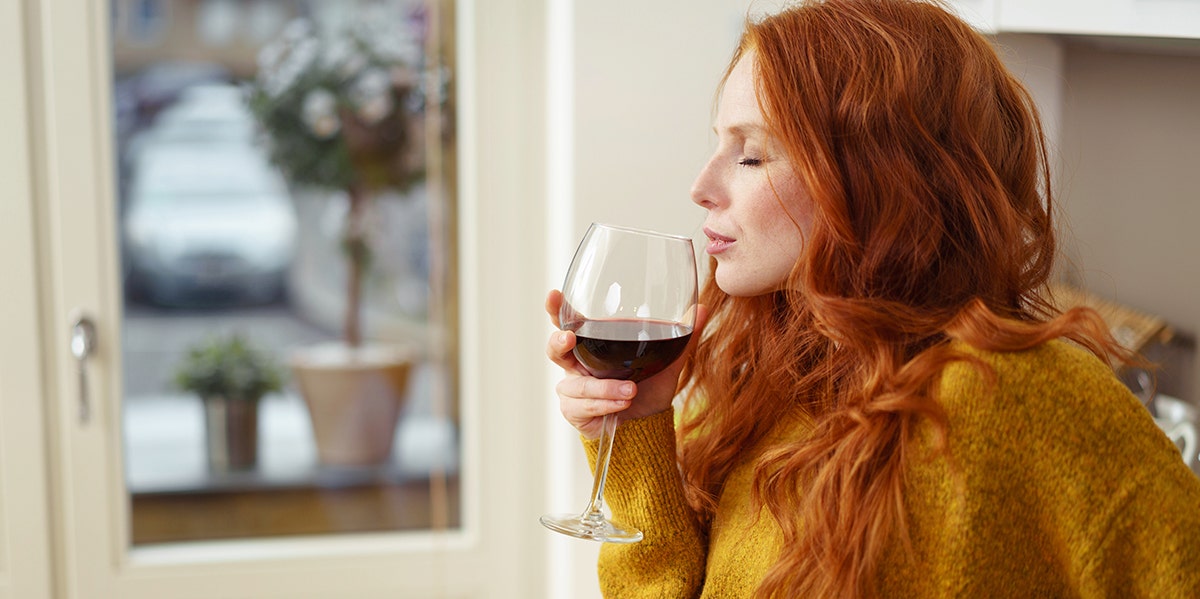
[541,222,698,543]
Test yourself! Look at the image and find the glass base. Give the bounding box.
[540,512,643,544]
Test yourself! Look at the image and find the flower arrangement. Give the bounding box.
[174,334,284,402]
[246,6,428,347]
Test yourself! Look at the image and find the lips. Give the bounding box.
[704,227,735,255]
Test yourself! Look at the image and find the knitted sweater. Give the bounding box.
[584,340,1200,597]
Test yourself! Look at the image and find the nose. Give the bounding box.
[690,158,721,210]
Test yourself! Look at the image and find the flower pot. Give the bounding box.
[203,396,259,471]
[290,342,414,466]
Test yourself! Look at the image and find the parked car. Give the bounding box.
[120,61,232,128]
[114,63,233,205]
[121,79,298,307]
[123,141,297,307]
[123,83,258,164]
[124,143,298,307]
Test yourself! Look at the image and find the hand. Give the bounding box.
[544,289,709,439]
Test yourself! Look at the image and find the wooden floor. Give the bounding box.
[131,475,461,544]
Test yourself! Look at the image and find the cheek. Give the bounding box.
[759,188,809,255]
[716,207,805,297]
[758,179,809,280]
[763,221,805,282]
[774,176,814,237]
[714,175,812,297]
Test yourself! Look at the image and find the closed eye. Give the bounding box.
[738,158,762,167]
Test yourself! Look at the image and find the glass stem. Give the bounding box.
[582,413,618,524]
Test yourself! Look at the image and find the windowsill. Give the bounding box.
[123,389,458,496]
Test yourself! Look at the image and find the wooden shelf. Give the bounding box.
[124,390,461,545]
[131,474,460,545]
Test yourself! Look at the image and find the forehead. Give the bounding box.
[716,53,764,133]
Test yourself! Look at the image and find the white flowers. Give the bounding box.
[301,88,339,138]
[353,4,421,65]
[349,68,394,125]
[256,19,319,99]
[254,9,419,134]
[246,3,428,192]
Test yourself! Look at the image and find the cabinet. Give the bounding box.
[949,0,1200,40]
[999,0,1200,39]
[949,0,999,32]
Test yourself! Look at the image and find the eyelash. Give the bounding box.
[738,157,762,167]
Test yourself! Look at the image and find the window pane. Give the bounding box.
[112,0,460,545]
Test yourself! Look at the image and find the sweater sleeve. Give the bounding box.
[582,409,707,598]
[1076,443,1200,597]
[1037,348,1200,596]
[1001,342,1200,597]
[926,341,1200,597]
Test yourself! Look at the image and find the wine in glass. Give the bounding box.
[541,222,698,543]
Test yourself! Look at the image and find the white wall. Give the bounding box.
[993,33,1066,160]
[985,33,1200,401]
[569,3,747,235]
[1059,41,1200,401]
[546,1,753,596]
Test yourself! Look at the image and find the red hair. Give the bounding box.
[677,1,1125,596]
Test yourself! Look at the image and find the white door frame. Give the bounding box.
[0,0,55,597]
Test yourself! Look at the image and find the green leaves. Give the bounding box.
[174,334,284,401]
[244,15,424,194]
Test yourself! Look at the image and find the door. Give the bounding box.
[25,0,551,597]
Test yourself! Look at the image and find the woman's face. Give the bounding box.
[691,52,812,297]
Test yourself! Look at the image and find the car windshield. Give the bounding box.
[135,148,284,199]
[151,119,254,144]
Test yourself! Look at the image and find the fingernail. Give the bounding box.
[620,382,634,397]
[555,331,568,345]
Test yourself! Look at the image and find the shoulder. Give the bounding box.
[940,339,1129,410]
[934,339,1155,451]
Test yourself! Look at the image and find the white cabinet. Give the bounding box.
[999,0,1200,39]
[941,1,1200,40]
[949,0,999,33]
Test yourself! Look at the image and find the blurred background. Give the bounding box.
[107,0,460,546]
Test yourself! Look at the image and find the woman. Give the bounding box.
[546,0,1200,596]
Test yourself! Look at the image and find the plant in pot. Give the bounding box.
[246,11,423,467]
[174,334,284,472]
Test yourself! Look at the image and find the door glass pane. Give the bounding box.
[112,0,459,545]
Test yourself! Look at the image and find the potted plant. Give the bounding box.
[174,334,284,472]
[245,10,423,466]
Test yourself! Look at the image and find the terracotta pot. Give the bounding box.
[290,342,414,466]
[203,396,260,472]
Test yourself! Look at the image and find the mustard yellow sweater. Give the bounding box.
[584,340,1200,597]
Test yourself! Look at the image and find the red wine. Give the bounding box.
[565,319,693,382]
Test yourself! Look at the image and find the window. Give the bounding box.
[112,0,461,545]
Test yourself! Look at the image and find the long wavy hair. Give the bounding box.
[676,1,1125,597]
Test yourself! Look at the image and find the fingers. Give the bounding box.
[561,397,632,427]
[545,329,581,372]
[557,376,636,403]
[556,377,634,427]
[543,294,711,436]
[545,289,563,329]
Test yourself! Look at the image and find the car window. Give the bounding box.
[134,149,283,199]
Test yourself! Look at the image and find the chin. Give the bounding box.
[715,271,774,298]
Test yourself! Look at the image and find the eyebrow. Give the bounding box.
[713,122,767,138]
